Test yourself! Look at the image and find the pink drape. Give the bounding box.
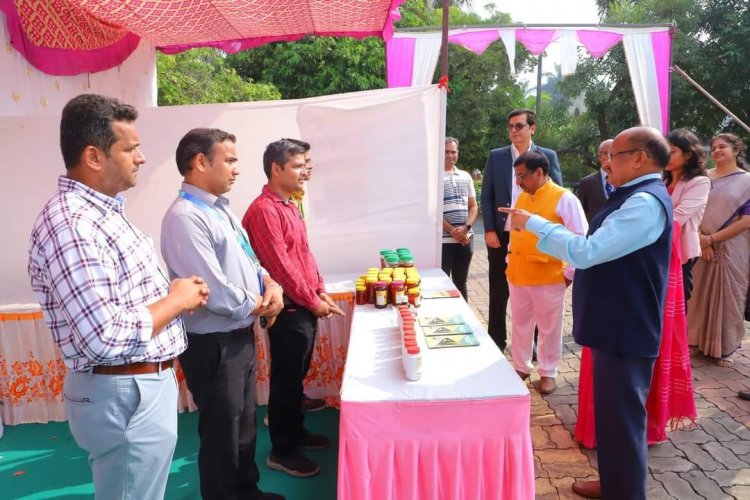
[0,0,141,76]
[338,397,534,499]
[515,29,557,56]
[651,30,673,133]
[576,30,623,58]
[386,37,416,88]
[447,29,501,55]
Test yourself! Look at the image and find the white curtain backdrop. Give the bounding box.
[622,32,663,131]
[558,31,580,77]
[498,29,517,75]
[0,85,444,304]
[411,33,443,86]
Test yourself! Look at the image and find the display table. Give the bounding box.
[338,269,534,500]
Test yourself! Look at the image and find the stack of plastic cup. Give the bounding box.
[397,305,422,380]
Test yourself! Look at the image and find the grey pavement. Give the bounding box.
[465,220,750,499]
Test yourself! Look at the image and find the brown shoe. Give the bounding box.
[515,370,530,381]
[571,480,601,498]
[539,376,556,394]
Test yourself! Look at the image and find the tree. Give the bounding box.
[563,0,749,148]
[226,36,386,99]
[156,48,281,106]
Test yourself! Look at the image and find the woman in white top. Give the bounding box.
[664,129,711,303]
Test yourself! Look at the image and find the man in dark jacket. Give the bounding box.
[480,109,562,352]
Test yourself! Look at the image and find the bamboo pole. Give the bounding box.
[672,64,750,134]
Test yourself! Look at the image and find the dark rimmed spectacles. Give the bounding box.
[607,149,643,161]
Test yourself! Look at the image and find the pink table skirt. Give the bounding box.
[338,396,534,500]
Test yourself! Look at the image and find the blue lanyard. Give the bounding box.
[179,190,265,294]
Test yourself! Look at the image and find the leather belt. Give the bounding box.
[92,359,174,375]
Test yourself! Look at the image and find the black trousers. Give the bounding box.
[592,348,655,500]
[486,231,510,351]
[268,303,317,456]
[180,328,260,500]
[441,238,474,300]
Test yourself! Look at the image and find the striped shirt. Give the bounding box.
[442,167,476,243]
[28,176,186,371]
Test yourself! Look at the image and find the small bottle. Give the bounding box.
[379,250,392,269]
[408,287,421,308]
[399,254,415,268]
[404,345,422,381]
[374,281,388,309]
[355,285,368,305]
[365,276,377,304]
[391,280,407,305]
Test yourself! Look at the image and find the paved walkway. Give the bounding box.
[464,226,750,499]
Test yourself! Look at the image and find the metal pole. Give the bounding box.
[535,54,542,116]
[665,21,676,132]
[440,0,450,79]
[672,64,750,134]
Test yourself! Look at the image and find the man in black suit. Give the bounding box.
[577,139,613,222]
[480,109,562,352]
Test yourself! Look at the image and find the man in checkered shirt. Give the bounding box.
[27,94,209,500]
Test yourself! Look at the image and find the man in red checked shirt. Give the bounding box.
[242,139,345,478]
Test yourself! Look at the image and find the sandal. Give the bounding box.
[689,346,701,357]
[716,358,734,368]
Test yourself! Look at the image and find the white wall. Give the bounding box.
[0,85,443,304]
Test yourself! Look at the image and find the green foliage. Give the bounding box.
[559,0,749,159]
[225,36,387,99]
[156,48,280,105]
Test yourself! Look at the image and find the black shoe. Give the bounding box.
[302,397,327,412]
[299,433,330,450]
[266,451,320,478]
[739,390,750,401]
[258,493,285,500]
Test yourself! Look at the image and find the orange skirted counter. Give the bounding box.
[0,292,353,425]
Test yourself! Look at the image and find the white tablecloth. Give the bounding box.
[341,268,528,402]
[338,269,534,500]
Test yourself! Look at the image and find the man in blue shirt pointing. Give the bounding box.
[501,126,673,500]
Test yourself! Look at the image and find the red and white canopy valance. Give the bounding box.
[387,25,673,132]
[1,0,404,75]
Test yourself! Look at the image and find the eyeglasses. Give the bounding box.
[607,149,643,161]
[508,123,528,131]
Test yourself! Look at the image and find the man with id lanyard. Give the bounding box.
[161,128,285,500]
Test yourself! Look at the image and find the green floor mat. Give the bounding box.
[0,406,339,500]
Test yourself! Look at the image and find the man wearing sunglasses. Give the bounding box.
[480,109,562,353]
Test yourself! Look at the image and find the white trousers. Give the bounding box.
[508,282,567,377]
